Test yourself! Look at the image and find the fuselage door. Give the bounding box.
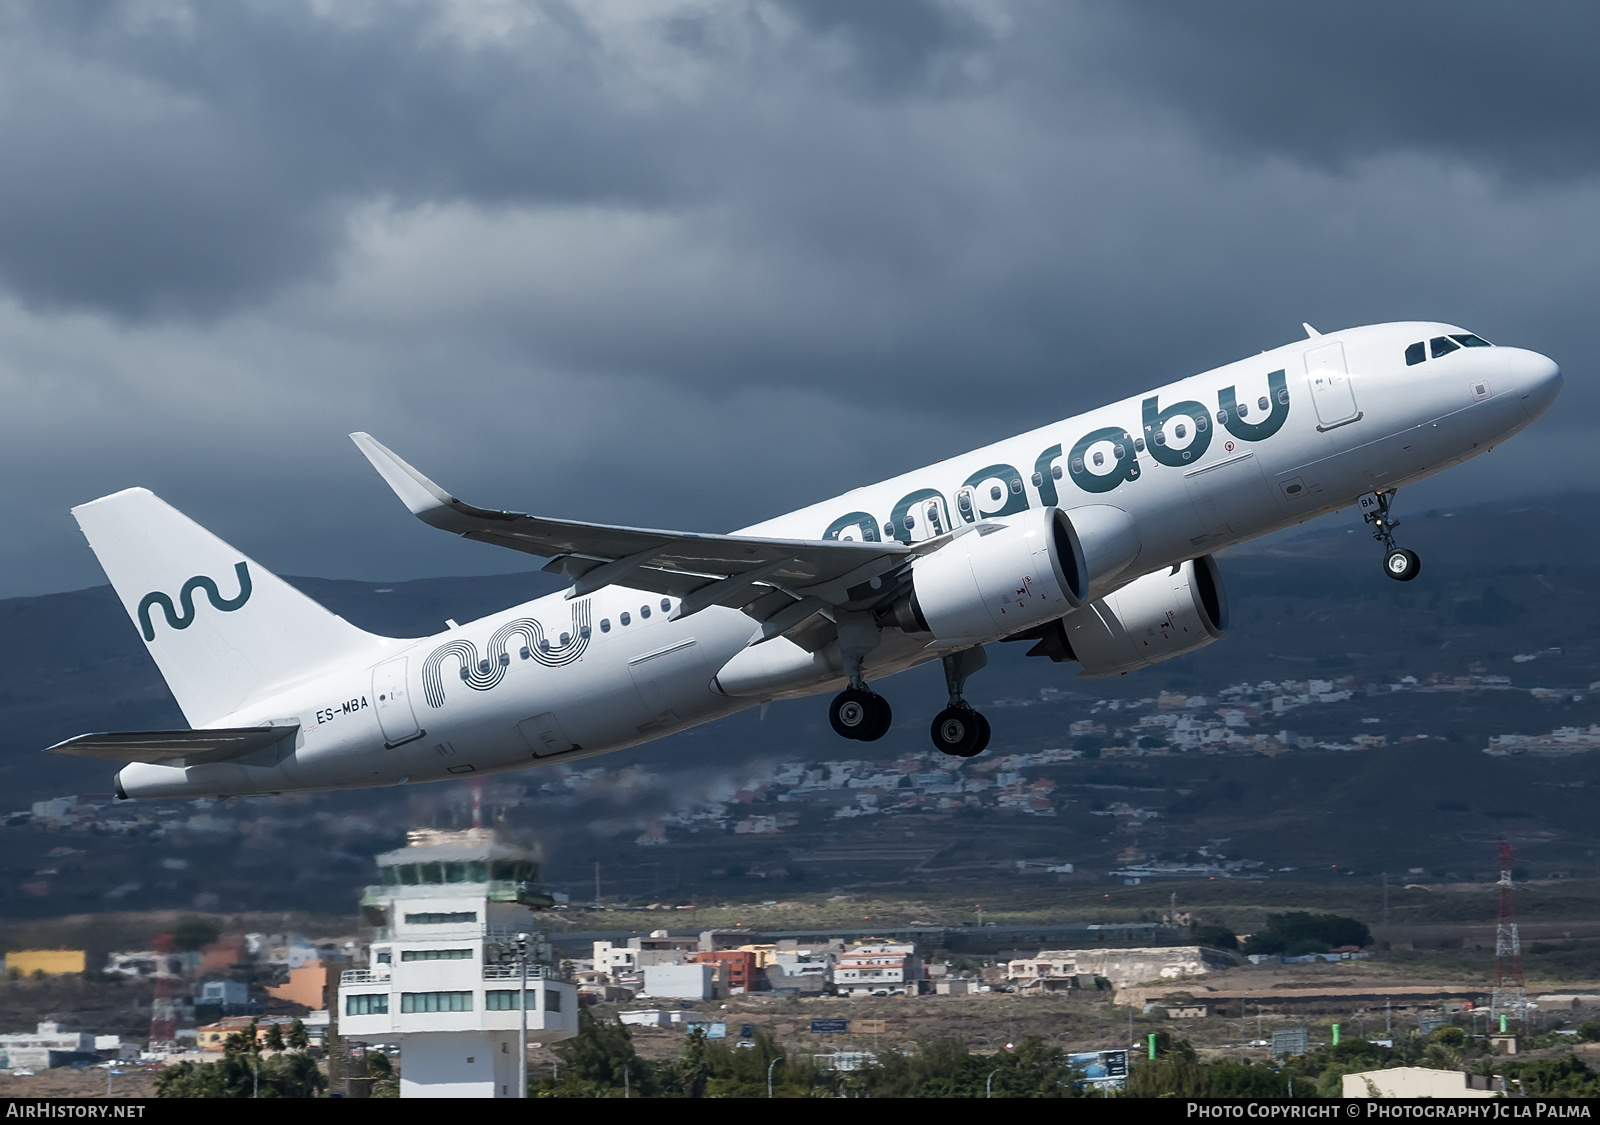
[1304,342,1360,430]
[372,657,421,746]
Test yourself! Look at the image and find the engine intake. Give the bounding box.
[1025,556,1228,677]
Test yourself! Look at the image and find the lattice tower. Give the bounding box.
[1490,839,1527,1024]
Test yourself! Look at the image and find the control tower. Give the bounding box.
[338,828,578,1098]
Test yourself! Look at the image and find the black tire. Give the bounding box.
[857,694,893,742]
[971,711,991,754]
[930,706,982,757]
[1384,547,1421,582]
[830,688,877,740]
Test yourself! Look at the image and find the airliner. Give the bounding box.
[50,322,1561,799]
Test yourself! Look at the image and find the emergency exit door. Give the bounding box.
[1304,341,1361,430]
[372,657,422,747]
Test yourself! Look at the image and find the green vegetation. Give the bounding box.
[154,1023,325,1098]
[537,1008,1090,1098]
[1241,912,1371,956]
[1191,923,1238,950]
[1127,1029,1600,1099]
[171,916,223,952]
[1125,1039,1288,1098]
[1500,1057,1600,1097]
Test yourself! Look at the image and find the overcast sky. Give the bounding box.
[0,0,1593,597]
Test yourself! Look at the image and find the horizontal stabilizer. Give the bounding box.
[46,726,299,767]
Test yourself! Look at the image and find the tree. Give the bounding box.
[367,1050,399,1098]
[845,1036,1086,1098]
[172,916,223,952]
[1241,912,1371,956]
[285,1020,309,1051]
[1502,1057,1600,1097]
[155,1051,326,1098]
[263,1022,286,1052]
[536,1007,654,1097]
[1191,923,1238,951]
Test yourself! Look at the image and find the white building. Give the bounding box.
[643,963,717,999]
[1006,946,1233,991]
[0,1022,97,1069]
[337,829,578,1099]
[833,942,922,996]
[593,930,698,978]
[1342,1068,1502,1099]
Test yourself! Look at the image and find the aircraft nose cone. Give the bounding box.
[1516,350,1562,421]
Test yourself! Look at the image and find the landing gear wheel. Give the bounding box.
[831,688,891,741]
[1384,547,1421,582]
[861,694,893,742]
[971,711,991,754]
[931,706,985,757]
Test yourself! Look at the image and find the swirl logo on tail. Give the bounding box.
[137,562,253,642]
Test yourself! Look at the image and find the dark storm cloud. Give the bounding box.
[1067,1,1600,180]
[0,0,1591,596]
[0,2,670,313]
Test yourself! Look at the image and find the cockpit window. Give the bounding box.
[1450,333,1492,348]
[1405,342,1426,366]
[1430,336,1460,359]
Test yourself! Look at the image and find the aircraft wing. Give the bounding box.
[45,726,300,767]
[351,433,915,627]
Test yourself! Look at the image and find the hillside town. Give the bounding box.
[11,670,1600,866]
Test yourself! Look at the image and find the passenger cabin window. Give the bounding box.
[1405,341,1426,366]
[1430,336,1460,358]
[1133,437,1145,453]
[620,612,631,626]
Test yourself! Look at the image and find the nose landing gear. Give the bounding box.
[1360,490,1421,582]
[931,647,991,758]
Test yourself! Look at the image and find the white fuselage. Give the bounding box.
[115,322,1561,798]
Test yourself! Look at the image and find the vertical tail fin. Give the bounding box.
[72,488,383,727]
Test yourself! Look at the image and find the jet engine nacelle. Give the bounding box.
[1026,557,1227,677]
[883,505,1140,645]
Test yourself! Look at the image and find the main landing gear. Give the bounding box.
[930,647,991,758]
[1362,490,1421,582]
[824,646,994,756]
[829,686,893,742]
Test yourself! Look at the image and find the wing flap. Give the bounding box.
[46,726,299,767]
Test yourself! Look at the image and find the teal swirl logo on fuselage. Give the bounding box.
[137,562,253,642]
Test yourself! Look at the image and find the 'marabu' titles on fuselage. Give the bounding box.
[113,322,1561,798]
